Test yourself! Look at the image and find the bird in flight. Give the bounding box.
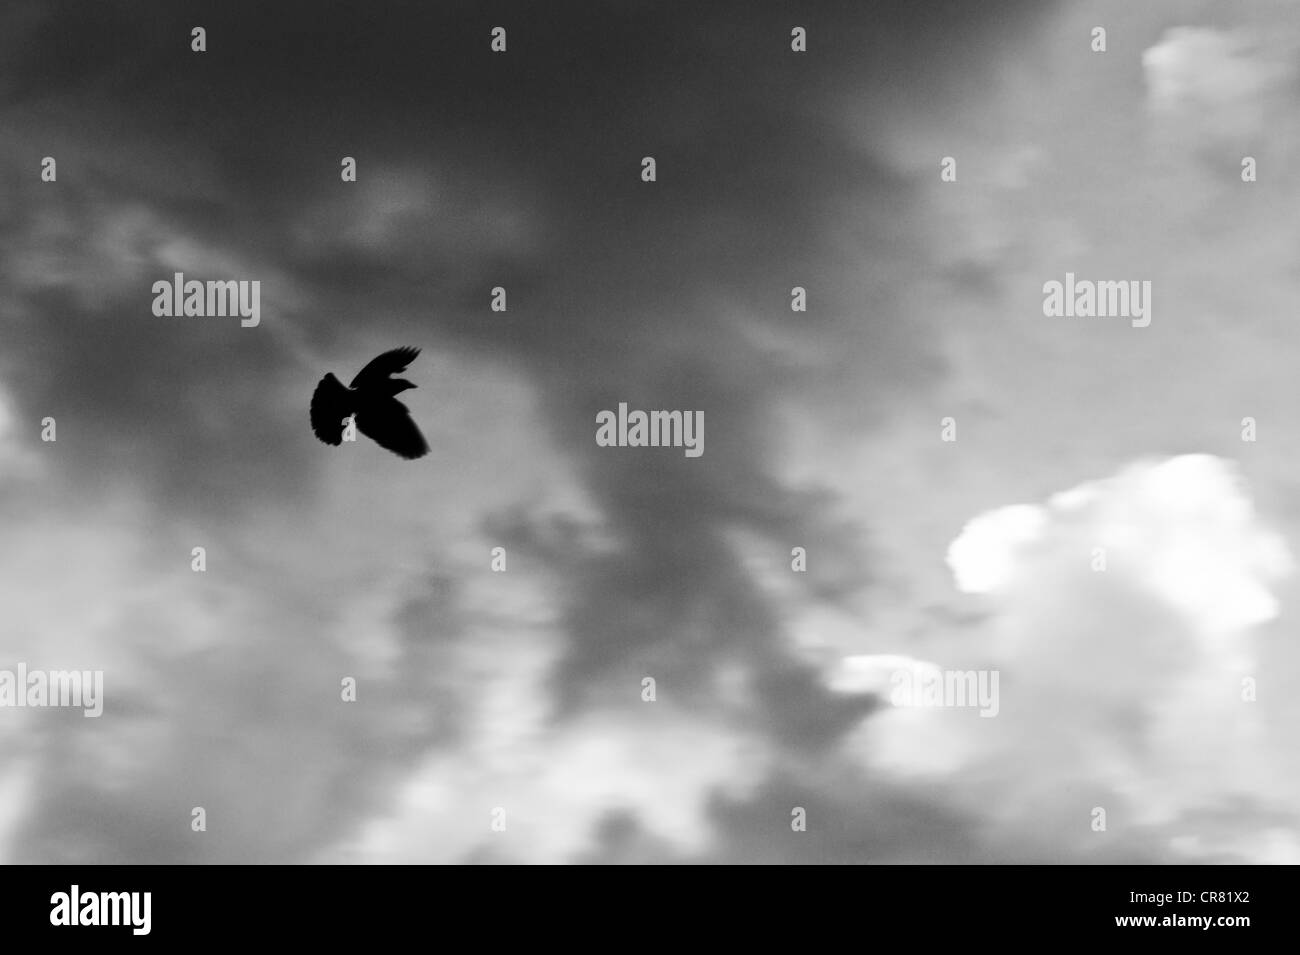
[310,347,429,459]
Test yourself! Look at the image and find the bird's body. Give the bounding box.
[310,347,429,459]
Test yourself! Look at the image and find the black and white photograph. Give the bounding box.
[0,0,1293,925]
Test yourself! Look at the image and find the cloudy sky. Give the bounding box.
[1,0,1299,863]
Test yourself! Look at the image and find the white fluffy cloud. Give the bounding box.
[1142,25,1299,155]
[1143,27,1291,115]
[948,455,1293,637]
[843,456,1298,860]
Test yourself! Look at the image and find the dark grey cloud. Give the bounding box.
[0,0,1107,864]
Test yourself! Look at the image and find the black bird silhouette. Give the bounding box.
[310,347,429,459]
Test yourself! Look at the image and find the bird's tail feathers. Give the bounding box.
[310,373,353,445]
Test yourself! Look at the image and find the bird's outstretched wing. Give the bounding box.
[349,346,420,390]
[310,373,353,445]
[356,398,429,460]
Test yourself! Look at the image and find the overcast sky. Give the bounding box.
[1,0,1299,863]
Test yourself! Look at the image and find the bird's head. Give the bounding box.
[389,378,417,394]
